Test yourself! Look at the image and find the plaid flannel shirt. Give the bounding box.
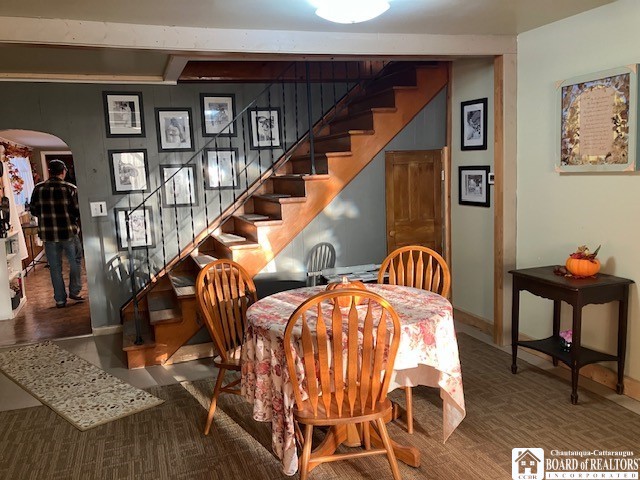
[29,178,80,242]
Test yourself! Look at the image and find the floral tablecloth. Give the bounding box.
[240,284,466,476]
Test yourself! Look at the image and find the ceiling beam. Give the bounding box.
[0,17,517,56]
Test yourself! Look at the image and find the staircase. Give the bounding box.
[122,62,449,368]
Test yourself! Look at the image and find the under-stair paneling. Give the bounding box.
[267,88,447,273]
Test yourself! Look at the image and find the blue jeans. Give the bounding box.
[44,236,83,304]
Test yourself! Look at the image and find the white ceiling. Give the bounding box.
[0,0,615,35]
[0,130,68,149]
[0,0,616,81]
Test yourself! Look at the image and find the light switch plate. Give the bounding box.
[90,201,108,217]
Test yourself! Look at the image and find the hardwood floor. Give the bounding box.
[0,255,92,347]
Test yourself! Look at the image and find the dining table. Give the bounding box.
[240,283,466,476]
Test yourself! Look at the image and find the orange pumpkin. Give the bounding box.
[565,257,600,277]
[325,277,367,307]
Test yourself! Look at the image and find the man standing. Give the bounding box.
[30,159,83,308]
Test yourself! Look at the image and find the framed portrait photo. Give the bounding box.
[204,148,238,189]
[459,166,490,207]
[160,164,198,207]
[201,94,236,137]
[108,149,150,195]
[103,91,145,137]
[115,206,155,250]
[460,98,488,151]
[155,108,194,152]
[249,108,282,149]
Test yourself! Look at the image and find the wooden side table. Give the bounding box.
[510,266,633,404]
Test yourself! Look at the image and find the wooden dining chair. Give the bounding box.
[284,289,402,480]
[196,259,257,435]
[377,245,451,434]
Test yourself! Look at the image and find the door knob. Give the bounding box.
[389,231,395,237]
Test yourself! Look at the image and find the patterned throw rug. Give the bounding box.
[0,341,163,431]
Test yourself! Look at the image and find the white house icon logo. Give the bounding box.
[512,448,544,480]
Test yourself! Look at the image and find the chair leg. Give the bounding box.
[204,367,226,435]
[404,386,413,434]
[299,424,314,480]
[363,422,371,450]
[375,418,401,480]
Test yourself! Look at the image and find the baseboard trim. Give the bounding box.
[453,308,493,335]
[92,325,123,336]
[453,307,640,403]
[518,336,640,404]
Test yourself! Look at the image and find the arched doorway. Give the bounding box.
[0,130,91,346]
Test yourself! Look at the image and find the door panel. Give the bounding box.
[385,150,443,253]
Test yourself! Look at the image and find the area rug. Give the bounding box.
[0,341,163,431]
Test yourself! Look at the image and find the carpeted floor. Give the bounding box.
[1,333,639,479]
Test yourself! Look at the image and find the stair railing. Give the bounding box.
[122,60,394,344]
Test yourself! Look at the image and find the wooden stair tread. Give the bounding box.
[147,293,182,326]
[290,151,352,160]
[315,130,374,141]
[238,213,271,221]
[168,272,197,298]
[236,214,283,226]
[221,239,261,250]
[149,308,182,326]
[253,194,306,204]
[274,174,330,181]
[190,253,217,269]
[215,232,246,243]
[122,319,155,351]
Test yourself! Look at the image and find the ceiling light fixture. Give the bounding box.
[312,0,390,24]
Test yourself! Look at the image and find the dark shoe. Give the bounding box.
[69,294,84,301]
[56,302,66,308]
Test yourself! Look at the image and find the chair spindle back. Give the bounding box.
[378,246,451,297]
[196,259,257,363]
[284,289,400,418]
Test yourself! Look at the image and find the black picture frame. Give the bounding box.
[203,148,239,190]
[460,98,488,151]
[458,166,490,207]
[200,93,236,137]
[102,91,145,137]
[114,206,155,250]
[248,107,282,150]
[108,149,150,195]
[160,164,199,207]
[155,107,195,152]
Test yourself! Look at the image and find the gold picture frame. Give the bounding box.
[557,65,637,173]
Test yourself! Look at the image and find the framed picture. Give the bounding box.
[103,91,145,137]
[459,166,490,207]
[204,148,238,189]
[115,206,155,250]
[155,108,194,152]
[249,108,282,149]
[160,164,198,207]
[557,65,637,173]
[201,94,236,137]
[460,98,488,151]
[108,149,150,194]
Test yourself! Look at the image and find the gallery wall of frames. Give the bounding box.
[101,89,288,251]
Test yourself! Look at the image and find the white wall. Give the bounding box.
[518,0,639,381]
[451,59,495,322]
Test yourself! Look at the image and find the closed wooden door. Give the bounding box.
[385,150,443,253]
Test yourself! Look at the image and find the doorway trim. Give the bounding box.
[40,150,72,180]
